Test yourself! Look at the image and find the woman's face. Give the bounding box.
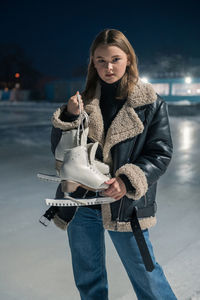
[93,45,129,84]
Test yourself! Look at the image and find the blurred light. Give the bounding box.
[181,121,194,151]
[4,87,8,92]
[141,77,149,83]
[187,89,191,94]
[185,76,192,84]
[15,83,20,88]
[15,73,20,78]
[196,89,200,93]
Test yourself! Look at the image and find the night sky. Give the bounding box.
[1,0,200,78]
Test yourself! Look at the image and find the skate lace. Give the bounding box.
[77,92,89,146]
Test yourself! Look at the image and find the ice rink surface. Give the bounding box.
[0,102,200,300]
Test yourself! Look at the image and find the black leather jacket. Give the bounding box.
[51,94,173,223]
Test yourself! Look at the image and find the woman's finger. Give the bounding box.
[67,92,84,115]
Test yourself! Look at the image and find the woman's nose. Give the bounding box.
[106,62,113,70]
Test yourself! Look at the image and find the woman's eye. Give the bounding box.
[113,57,120,62]
[98,59,105,63]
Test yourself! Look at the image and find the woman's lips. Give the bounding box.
[105,74,114,77]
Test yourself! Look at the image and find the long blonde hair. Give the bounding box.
[83,29,139,100]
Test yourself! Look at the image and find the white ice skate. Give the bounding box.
[37,134,110,183]
[59,144,110,192]
[38,92,114,206]
[37,96,110,185]
[37,107,89,183]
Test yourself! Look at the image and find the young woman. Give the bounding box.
[50,29,177,299]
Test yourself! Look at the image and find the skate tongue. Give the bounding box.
[87,142,98,164]
[80,127,89,146]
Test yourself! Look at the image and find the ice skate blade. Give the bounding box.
[37,173,61,183]
[45,197,115,207]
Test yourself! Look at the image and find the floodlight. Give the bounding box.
[141,77,149,83]
[185,77,192,84]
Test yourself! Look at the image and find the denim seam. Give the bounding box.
[100,228,108,300]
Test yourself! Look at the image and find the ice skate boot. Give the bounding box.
[60,144,110,193]
[55,126,88,163]
[37,129,110,183]
[37,127,88,183]
[37,105,89,182]
[54,121,110,177]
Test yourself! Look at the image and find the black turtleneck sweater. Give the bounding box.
[98,78,133,194]
[99,78,125,135]
[60,78,134,208]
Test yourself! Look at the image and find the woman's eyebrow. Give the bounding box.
[95,55,121,58]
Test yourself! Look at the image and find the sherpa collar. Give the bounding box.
[84,79,157,164]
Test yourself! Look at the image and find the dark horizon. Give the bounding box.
[1,0,200,79]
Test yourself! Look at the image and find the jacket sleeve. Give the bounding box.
[51,126,62,155]
[134,100,173,185]
[116,99,173,200]
[51,106,79,155]
[51,104,80,131]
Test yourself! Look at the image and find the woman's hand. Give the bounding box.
[102,177,127,200]
[67,91,84,115]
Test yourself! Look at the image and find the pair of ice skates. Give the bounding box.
[37,93,115,207]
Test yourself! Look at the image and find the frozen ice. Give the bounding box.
[0,101,200,300]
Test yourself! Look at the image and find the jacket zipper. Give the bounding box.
[115,198,124,230]
[114,138,137,230]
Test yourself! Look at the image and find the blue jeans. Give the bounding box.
[67,207,177,300]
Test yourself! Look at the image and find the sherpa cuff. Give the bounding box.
[60,110,79,122]
[118,174,135,193]
[115,163,148,200]
[52,104,80,130]
[53,214,68,230]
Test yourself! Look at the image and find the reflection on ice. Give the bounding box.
[175,155,194,183]
[179,120,195,151]
[170,117,200,185]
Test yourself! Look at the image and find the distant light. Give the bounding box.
[187,89,191,94]
[15,73,20,78]
[141,77,149,83]
[181,121,194,151]
[185,77,192,84]
[196,89,200,93]
[15,83,20,88]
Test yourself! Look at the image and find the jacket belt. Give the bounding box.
[136,203,156,218]
[130,208,155,272]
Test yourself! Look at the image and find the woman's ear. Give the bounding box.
[127,56,131,66]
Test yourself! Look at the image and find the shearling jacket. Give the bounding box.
[51,79,173,232]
